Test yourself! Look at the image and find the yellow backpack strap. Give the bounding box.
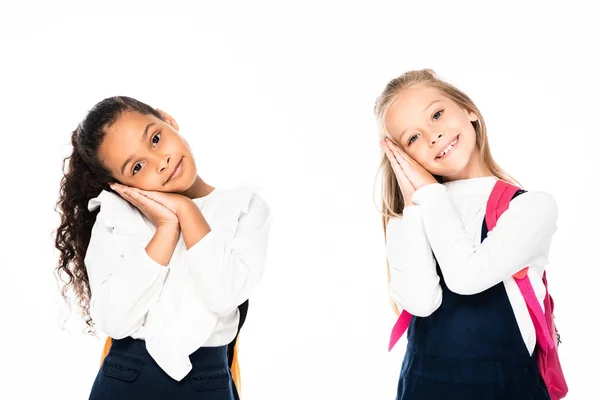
[230,338,242,396]
[99,336,112,366]
[228,299,249,397]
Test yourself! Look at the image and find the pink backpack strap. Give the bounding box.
[388,310,412,351]
[388,180,518,351]
[388,180,555,353]
[514,274,555,352]
[486,180,555,352]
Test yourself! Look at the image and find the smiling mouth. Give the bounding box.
[165,157,183,183]
[435,135,459,160]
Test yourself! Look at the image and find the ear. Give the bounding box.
[155,109,180,132]
[466,110,478,122]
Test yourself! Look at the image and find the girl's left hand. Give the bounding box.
[385,138,438,190]
[110,183,190,215]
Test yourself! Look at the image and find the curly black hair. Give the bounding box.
[54,96,162,332]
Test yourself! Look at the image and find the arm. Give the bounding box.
[146,224,181,266]
[412,184,558,295]
[386,206,443,317]
[84,219,179,338]
[178,193,271,315]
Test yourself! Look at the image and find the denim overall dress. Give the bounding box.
[396,190,550,400]
[88,300,249,400]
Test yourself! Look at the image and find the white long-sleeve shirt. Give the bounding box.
[386,176,558,355]
[84,187,271,381]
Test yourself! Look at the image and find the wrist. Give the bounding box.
[156,221,180,233]
[176,197,196,214]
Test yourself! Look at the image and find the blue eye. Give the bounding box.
[408,134,419,145]
[433,110,443,120]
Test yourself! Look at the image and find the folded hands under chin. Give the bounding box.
[380,138,438,206]
[109,182,192,226]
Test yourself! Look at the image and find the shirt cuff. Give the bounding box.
[140,247,170,270]
[186,228,226,260]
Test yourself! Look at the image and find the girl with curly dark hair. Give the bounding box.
[54,96,271,399]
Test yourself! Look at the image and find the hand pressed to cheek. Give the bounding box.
[381,141,402,175]
[135,190,188,215]
[108,182,180,227]
[381,140,417,207]
[386,139,437,191]
[109,183,189,217]
[109,183,144,209]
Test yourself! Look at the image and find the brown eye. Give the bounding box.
[152,132,161,145]
[132,163,143,175]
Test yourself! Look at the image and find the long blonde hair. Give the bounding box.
[374,69,521,314]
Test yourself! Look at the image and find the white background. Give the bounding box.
[1,1,598,399]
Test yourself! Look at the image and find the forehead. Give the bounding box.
[385,85,447,137]
[105,111,157,142]
[99,111,158,169]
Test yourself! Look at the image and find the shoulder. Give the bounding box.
[510,189,557,216]
[501,189,558,233]
[201,186,269,214]
[197,187,271,233]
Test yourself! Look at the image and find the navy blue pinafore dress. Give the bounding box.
[88,301,249,400]
[396,190,550,400]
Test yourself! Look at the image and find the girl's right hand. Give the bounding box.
[381,139,416,208]
[109,183,180,228]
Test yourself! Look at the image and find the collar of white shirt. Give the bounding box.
[87,189,152,235]
[87,187,257,236]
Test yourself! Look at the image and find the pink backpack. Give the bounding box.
[388,180,568,399]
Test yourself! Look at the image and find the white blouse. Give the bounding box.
[386,176,558,355]
[84,187,271,381]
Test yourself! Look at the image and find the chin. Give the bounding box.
[180,172,198,190]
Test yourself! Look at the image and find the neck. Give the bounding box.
[181,176,215,199]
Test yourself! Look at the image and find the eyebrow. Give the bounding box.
[398,100,443,142]
[120,122,154,176]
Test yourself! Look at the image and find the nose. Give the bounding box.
[158,154,170,173]
[429,133,443,146]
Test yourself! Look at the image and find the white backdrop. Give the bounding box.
[1,1,598,399]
